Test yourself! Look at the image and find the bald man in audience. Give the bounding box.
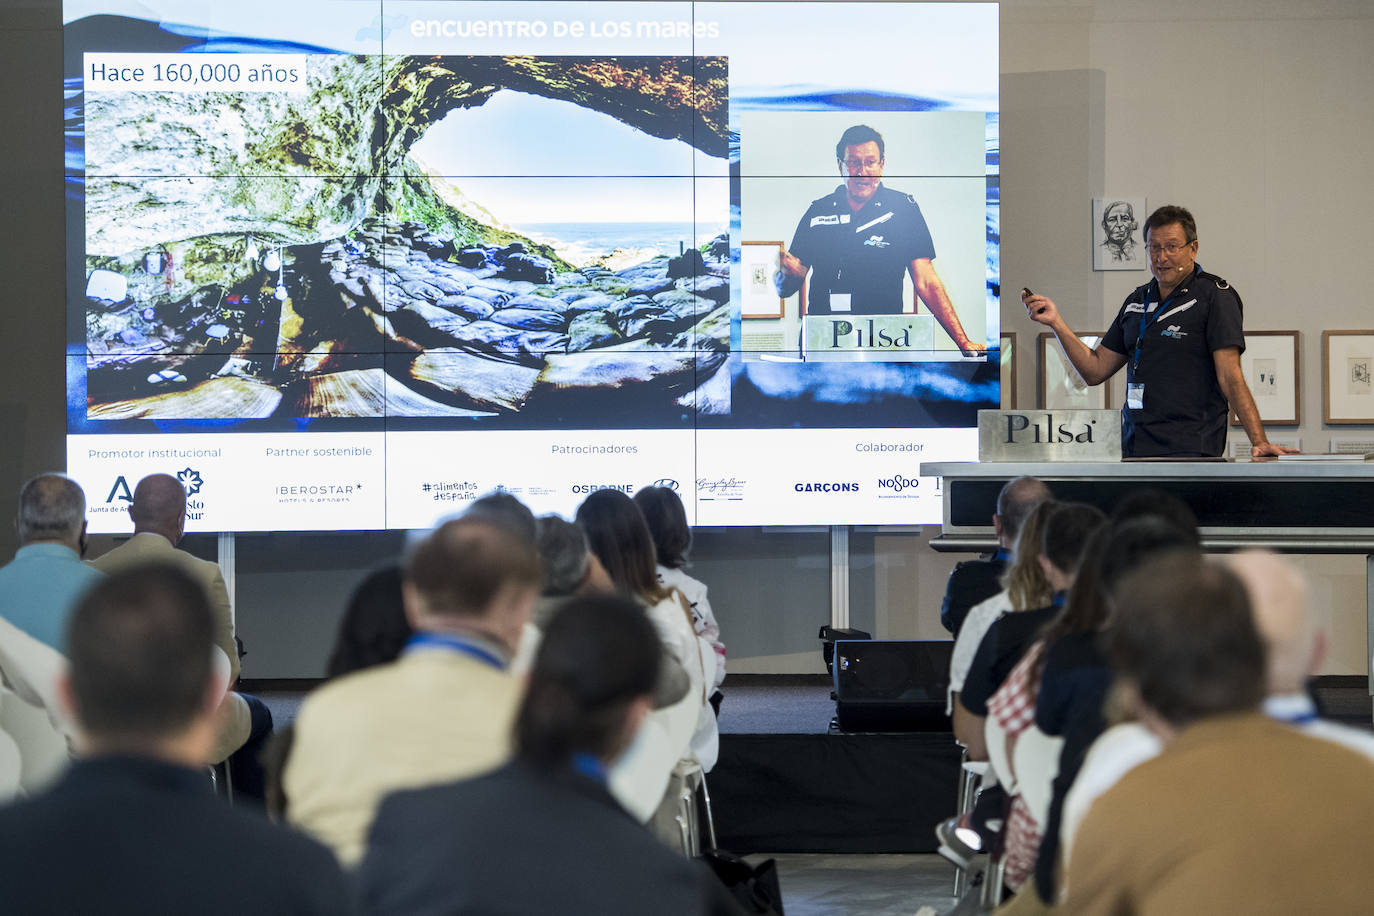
[1062,554,1374,913]
[92,474,236,684]
[941,475,1052,636]
[283,517,541,866]
[91,473,272,796]
[0,474,104,651]
[0,565,351,915]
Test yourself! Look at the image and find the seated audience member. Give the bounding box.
[513,515,689,720]
[511,515,616,671]
[1028,512,1200,904]
[0,565,351,915]
[91,473,272,801]
[576,489,710,825]
[940,504,1103,884]
[461,489,538,544]
[1108,486,1199,535]
[1061,550,1374,867]
[947,498,1057,717]
[0,474,104,651]
[265,565,413,818]
[634,485,728,706]
[1063,553,1374,914]
[359,595,739,916]
[282,517,540,865]
[941,476,1052,637]
[325,566,412,679]
[955,503,1105,759]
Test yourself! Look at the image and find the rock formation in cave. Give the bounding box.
[80,53,732,423]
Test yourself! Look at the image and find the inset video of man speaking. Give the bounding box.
[774,124,985,356]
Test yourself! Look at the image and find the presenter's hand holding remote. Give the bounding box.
[1021,288,1063,330]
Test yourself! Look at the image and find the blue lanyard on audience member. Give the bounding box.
[571,752,608,784]
[1050,591,1067,607]
[404,633,506,670]
[1133,266,1199,371]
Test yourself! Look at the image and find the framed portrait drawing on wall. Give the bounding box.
[1039,332,1109,410]
[1000,332,1016,409]
[1323,330,1374,424]
[740,241,787,319]
[1092,197,1147,271]
[1230,331,1300,426]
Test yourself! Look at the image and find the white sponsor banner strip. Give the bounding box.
[69,426,976,532]
[384,429,696,529]
[695,427,977,526]
[69,432,386,533]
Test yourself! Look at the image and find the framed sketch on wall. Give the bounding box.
[1092,197,1147,271]
[740,241,788,319]
[1000,332,1016,409]
[1230,331,1300,426]
[1039,332,1110,409]
[1323,330,1374,424]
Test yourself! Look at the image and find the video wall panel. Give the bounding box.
[64,0,999,530]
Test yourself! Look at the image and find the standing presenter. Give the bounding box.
[775,124,985,356]
[1024,204,1297,459]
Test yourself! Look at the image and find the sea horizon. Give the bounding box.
[514,220,728,268]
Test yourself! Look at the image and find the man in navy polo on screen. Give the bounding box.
[1023,204,1297,458]
[775,124,985,356]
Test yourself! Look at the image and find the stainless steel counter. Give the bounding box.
[921,458,1374,702]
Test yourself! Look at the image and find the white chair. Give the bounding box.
[0,617,74,738]
[951,756,989,897]
[0,686,70,795]
[0,728,22,803]
[671,758,705,856]
[1011,726,1064,829]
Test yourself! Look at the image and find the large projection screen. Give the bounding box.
[63,1,1000,532]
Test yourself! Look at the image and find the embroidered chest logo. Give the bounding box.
[863,234,889,248]
[1160,325,1188,339]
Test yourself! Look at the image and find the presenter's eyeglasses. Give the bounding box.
[842,157,883,173]
[1146,241,1194,256]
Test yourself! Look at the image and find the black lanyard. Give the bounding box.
[1132,267,1199,371]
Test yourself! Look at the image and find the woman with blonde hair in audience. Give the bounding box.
[973,503,1105,895]
[937,500,1062,869]
[947,499,1057,723]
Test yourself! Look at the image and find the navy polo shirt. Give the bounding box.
[788,183,937,315]
[1100,265,1245,458]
